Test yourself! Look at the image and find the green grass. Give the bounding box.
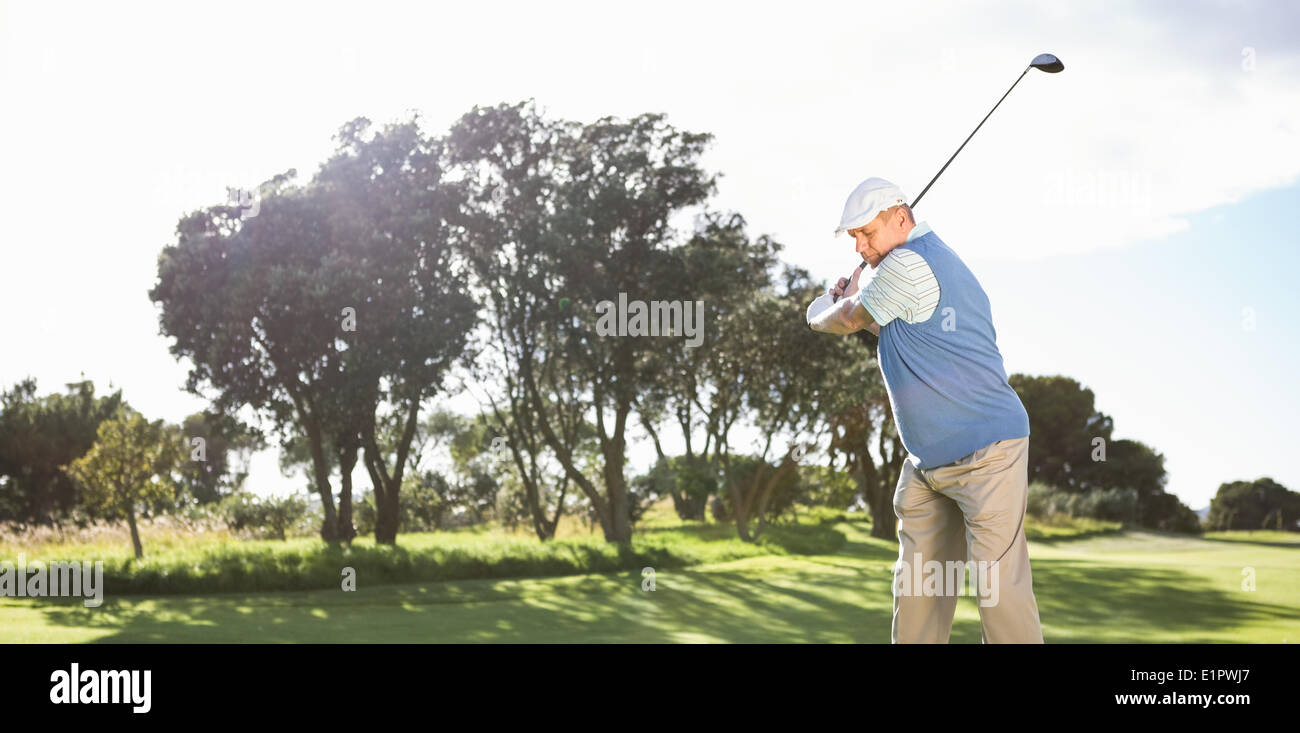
[1201,529,1300,546]
[2,513,1295,643]
[0,505,848,595]
[1025,515,1122,542]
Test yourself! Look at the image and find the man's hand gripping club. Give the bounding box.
[805,262,878,335]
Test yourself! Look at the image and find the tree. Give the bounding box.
[0,378,123,523]
[1082,438,1172,527]
[151,115,475,545]
[714,267,863,541]
[446,100,717,543]
[825,369,904,541]
[799,279,902,541]
[1207,477,1300,532]
[447,408,585,540]
[171,411,264,505]
[634,210,781,521]
[1008,374,1196,531]
[151,168,351,541]
[1007,374,1113,491]
[315,116,477,545]
[64,407,180,558]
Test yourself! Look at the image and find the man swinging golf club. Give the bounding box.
[806,177,1044,644]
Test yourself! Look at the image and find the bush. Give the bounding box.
[799,464,859,511]
[709,494,728,522]
[642,455,718,521]
[1069,487,1138,525]
[1028,482,1138,526]
[1026,482,1064,519]
[493,479,532,533]
[355,470,497,536]
[638,455,853,525]
[220,492,312,540]
[631,458,681,516]
[1140,492,1202,533]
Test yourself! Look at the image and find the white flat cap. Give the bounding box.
[834,177,909,236]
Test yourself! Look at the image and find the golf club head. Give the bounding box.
[1029,53,1064,73]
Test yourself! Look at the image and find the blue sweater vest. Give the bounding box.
[870,230,1029,469]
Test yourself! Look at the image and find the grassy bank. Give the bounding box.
[0,503,1128,597]
[2,519,1294,643]
[0,505,851,595]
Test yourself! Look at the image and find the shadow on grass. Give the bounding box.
[1029,555,1300,641]
[1027,525,1126,545]
[1197,535,1300,549]
[31,564,896,643]
[826,522,900,564]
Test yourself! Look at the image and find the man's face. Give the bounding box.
[847,207,907,269]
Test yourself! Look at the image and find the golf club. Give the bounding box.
[834,52,1063,297]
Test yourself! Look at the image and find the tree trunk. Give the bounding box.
[602,406,633,543]
[517,454,554,541]
[865,476,897,540]
[545,477,568,539]
[364,395,422,546]
[605,462,632,542]
[720,451,753,542]
[521,356,625,542]
[375,493,401,545]
[125,503,143,559]
[869,429,905,539]
[752,459,796,540]
[729,485,752,542]
[484,379,561,542]
[337,442,358,544]
[304,420,338,542]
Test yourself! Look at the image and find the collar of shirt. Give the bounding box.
[905,221,932,243]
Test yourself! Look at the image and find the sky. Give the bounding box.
[1,0,1297,510]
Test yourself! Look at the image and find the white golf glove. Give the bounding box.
[806,291,837,326]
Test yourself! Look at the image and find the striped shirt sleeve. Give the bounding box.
[858,248,941,326]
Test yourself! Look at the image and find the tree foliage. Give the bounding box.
[64,406,180,558]
[1207,477,1299,532]
[1009,373,1197,531]
[150,115,475,545]
[447,100,721,543]
[0,378,123,523]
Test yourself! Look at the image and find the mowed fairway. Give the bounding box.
[3,520,1296,643]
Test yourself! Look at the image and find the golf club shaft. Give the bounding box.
[911,66,1031,211]
[846,64,1034,278]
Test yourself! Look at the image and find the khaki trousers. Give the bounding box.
[890,436,1044,643]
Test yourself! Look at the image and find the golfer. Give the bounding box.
[806,177,1044,644]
